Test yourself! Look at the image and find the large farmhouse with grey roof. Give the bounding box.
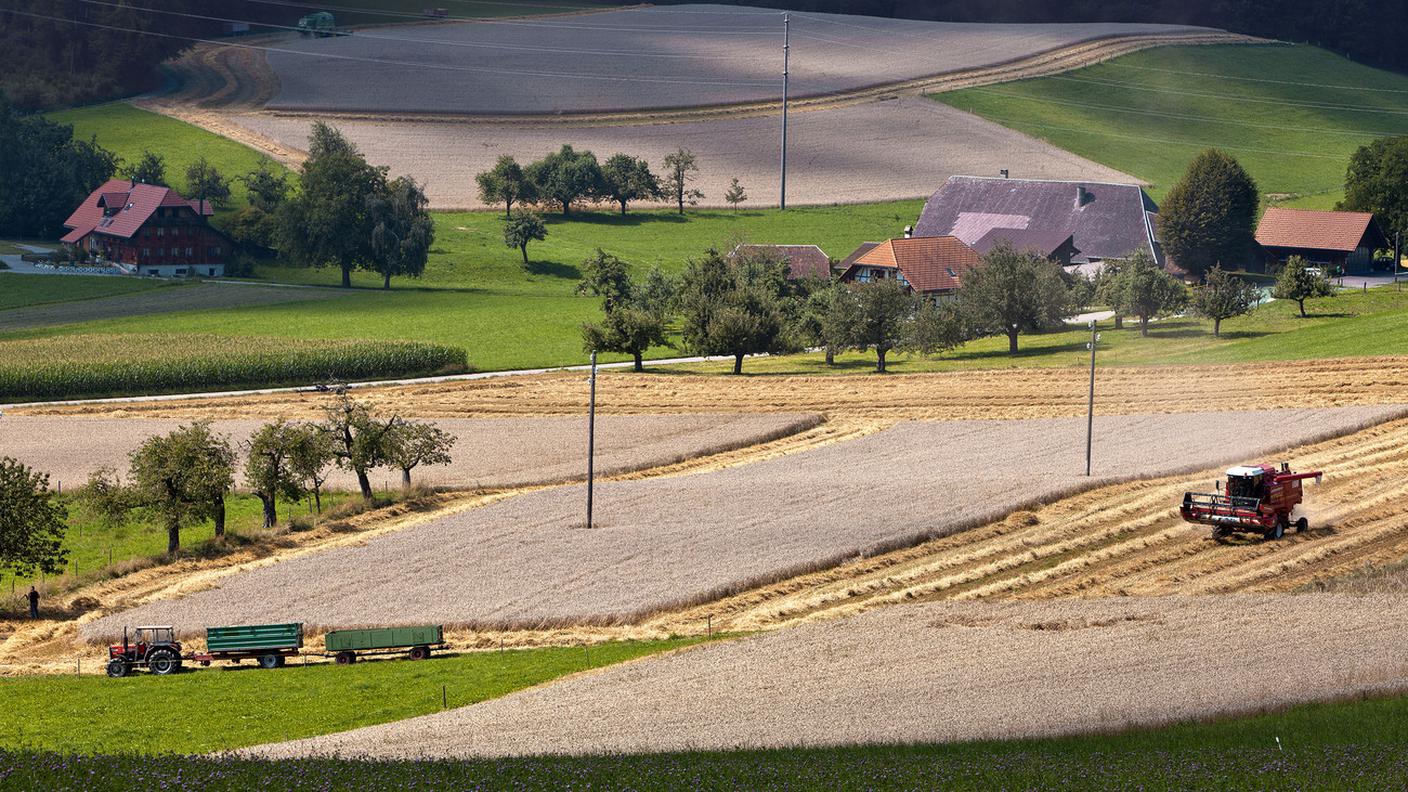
[913,176,1162,273]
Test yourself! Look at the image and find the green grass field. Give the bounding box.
[937,44,1408,208]
[46,104,288,215]
[0,638,700,755]
[2,690,1405,788]
[0,273,170,311]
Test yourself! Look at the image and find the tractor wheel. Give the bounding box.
[1296,517,1309,533]
[147,648,179,676]
[106,659,130,678]
[408,645,430,661]
[258,653,280,670]
[1269,519,1286,541]
[335,651,356,665]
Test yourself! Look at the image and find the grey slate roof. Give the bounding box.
[914,176,1160,265]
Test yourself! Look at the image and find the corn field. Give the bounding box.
[0,334,467,402]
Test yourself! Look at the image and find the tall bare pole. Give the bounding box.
[1085,320,1098,476]
[586,350,597,529]
[779,12,790,210]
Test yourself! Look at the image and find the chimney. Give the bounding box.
[1075,185,1092,208]
[903,225,913,239]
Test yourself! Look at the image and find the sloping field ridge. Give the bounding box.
[83,405,1404,638]
[243,593,1408,758]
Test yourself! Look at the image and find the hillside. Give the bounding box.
[936,44,1408,208]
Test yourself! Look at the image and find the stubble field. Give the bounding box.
[246,592,1408,759]
[1,413,820,492]
[81,406,1400,638]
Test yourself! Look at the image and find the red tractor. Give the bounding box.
[1180,462,1323,541]
[107,625,184,677]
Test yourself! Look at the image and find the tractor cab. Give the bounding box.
[109,625,180,660]
[1223,465,1272,501]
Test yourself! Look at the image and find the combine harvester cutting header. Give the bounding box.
[1180,462,1323,541]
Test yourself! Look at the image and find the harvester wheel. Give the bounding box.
[335,651,356,665]
[106,659,130,678]
[1269,519,1286,541]
[1295,517,1309,533]
[408,645,430,661]
[258,653,280,670]
[147,648,179,675]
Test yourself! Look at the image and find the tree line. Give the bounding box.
[0,394,454,578]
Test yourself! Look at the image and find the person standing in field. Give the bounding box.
[27,586,39,619]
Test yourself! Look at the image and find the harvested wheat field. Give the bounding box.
[650,414,1408,635]
[26,356,1408,422]
[243,593,1408,759]
[225,97,1132,209]
[81,406,1400,639]
[262,6,1210,115]
[0,413,818,492]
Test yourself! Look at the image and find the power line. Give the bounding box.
[963,88,1408,138]
[5,8,783,86]
[76,0,754,61]
[236,0,778,33]
[1049,74,1408,116]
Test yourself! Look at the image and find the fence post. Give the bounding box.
[707,614,713,637]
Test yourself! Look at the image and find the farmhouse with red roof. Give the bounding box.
[1255,207,1389,274]
[838,236,983,300]
[61,178,232,277]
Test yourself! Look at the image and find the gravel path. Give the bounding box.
[264,6,1208,115]
[230,96,1134,209]
[82,406,1401,638]
[243,592,1408,758]
[2,413,817,492]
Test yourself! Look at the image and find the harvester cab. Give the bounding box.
[107,625,184,678]
[1179,462,1322,542]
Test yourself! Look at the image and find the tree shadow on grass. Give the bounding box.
[525,260,581,280]
[546,211,690,229]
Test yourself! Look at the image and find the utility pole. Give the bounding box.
[1395,231,1401,287]
[1085,320,1099,477]
[779,12,790,210]
[586,350,597,529]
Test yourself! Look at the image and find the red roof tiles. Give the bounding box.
[843,236,982,293]
[62,179,215,245]
[1255,207,1382,253]
[730,244,834,280]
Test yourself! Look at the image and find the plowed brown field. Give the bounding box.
[20,356,1408,421]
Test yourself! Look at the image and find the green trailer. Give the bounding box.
[194,623,304,669]
[323,625,445,664]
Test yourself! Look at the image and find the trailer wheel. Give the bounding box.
[1295,517,1309,533]
[335,651,356,665]
[147,648,179,675]
[106,659,130,678]
[258,653,280,670]
[408,645,430,661]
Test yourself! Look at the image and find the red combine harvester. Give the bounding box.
[1180,462,1323,541]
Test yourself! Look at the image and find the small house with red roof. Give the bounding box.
[838,236,983,300]
[1255,207,1389,274]
[728,244,834,281]
[61,179,231,277]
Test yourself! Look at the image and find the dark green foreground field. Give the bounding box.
[2,691,1406,790]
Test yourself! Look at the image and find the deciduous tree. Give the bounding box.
[184,156,230,208]
[1340,136,1408,239]
[1115,250,1188,336]
[1272,255,1335,318]
[958,243,1075,354]
[122,149,167,186]
[848,279,917,373]
[803,283,857,366]
[0,457,66,578]
[287,421,336,513]
[1158,149,1258,277]
[245,420,306,528]
[476,155,533,218]
[278,122,388,288]
[128,422,236,554]
[385,422,456,490]
[662,148,703,215]
[601,154,661,215]
[1191,265,1260,337]
[323,393,399,501]
[367,175,434,289]
[503,210,547,265]
[0,98,116,238]
[724,177,748,211]
[676,247,795,373]
[576,248,633,311]
[526,145,603,216]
